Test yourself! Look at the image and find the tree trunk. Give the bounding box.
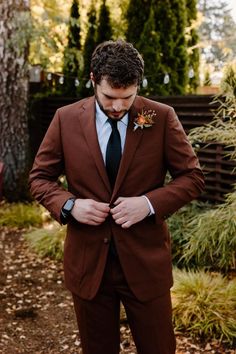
[0,0,30,201]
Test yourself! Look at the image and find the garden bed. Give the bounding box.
[0,228,234,354]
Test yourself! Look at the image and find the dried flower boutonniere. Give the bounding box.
[133,109,156,131]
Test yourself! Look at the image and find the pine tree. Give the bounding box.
[63,0,81,96]
[96,0,113,44]
[80,3,97,97]
[125,0,152,46]
[153,0,188,94]
[137,6,163,95]
[186,0,200,92]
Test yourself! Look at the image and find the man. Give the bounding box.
[29,40,205,354]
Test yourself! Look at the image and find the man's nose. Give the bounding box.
[112,100,123,112]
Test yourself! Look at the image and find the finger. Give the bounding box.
[94,202,110,212]
[86,215,107,224]
[87,220,104,225]
[93,210,110,218]
[121,220,133,228]
[111,210,125,220]
[110,206,122,215]
[114,216,128,225]
[113,197,124,206]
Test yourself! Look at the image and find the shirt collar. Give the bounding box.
[95,100,129,127]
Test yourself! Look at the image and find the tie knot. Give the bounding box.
[107,118,118,130]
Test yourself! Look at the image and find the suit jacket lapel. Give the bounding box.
[78,96,144,199]
[78,97,111,194]
[112,99,144,198]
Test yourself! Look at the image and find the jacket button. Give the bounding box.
[103,238,110,244]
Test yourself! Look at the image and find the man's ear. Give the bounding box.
[90,72,95,87]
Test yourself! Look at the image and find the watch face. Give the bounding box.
[63,199,75,212]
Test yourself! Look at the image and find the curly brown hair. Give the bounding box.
[90,39,144,88]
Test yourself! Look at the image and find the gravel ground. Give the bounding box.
[0,228,235,354]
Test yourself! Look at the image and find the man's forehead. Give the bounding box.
[98,79,138,97]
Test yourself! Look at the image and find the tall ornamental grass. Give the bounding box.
[172,269,236,344]
[181,191,236,270]
[0,202,47,228]
[24,224,66,260]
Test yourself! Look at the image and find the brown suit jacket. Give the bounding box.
[29,96,205,301]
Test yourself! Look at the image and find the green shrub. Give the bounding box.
[0,202,47,228]
[172,269,236,344]
[24,224,66,260]
[181,191,236,271]
[167,201,210,266]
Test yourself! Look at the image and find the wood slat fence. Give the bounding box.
[29,95,236,203]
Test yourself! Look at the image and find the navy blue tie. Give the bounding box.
[106,118,122,188]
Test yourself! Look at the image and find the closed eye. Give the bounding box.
[103,94,133,100]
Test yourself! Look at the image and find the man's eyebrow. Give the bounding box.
[103,93,134,99]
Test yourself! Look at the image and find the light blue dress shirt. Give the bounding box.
[95,101,154,215]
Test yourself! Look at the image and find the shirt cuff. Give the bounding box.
[142,195,155,216]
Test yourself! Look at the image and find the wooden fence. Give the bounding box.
[29,95,236,203]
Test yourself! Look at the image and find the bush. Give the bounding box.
[172,269,236,344]
[167,201,210,266]
[24,224,66,260]
[181,191,236,271]
[0,202,47,228]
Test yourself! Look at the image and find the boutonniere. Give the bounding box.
[133,109,156,131]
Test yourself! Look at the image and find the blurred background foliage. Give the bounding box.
[28,0,236,95]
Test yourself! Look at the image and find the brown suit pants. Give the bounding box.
[72,251,176,354]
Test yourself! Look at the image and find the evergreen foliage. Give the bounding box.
[185,0,200,92]
[96,0,113,44]
[125,0,151,46]
[63,0,81,96]
[137,6,162,95]
[129,0,190,95]
[153,0,188,95]
[80,3,97,97]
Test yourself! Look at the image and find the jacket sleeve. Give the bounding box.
[29,110,75,223]
[145,107,205,224]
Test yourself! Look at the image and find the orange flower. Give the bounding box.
[133,109,156,131]
[137,115,146,125]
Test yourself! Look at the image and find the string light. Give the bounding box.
[74,78,80,87]
[47,73,52,81]
[85,80,92,89]
[188,67,194,79]
[163,73,170,84]
[142,77,148,88]
[59,76,64,84]
[44,67,196,89]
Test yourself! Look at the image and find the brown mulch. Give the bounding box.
[0,228,235,354]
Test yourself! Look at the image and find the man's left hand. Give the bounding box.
[110,196,150,228]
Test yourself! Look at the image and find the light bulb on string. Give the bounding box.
[86,80,91,89]
[47,73,52,81]
[142,77,148,88]
[59,76,64,85]
[74,78,80,87]
[164,73,170,84]
[188,67,194,79]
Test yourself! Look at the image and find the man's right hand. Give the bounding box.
[71,199,110,225]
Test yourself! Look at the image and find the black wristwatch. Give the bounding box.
[61,198,76,225]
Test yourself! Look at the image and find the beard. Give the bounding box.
[94,88,133,120]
